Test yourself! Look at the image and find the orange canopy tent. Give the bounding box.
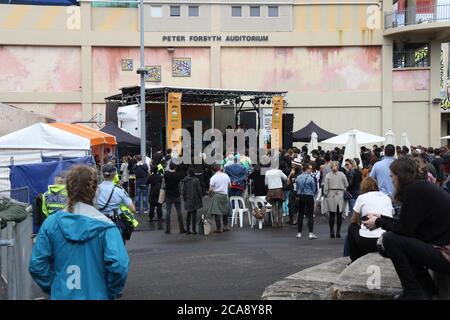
[48,123,117,164]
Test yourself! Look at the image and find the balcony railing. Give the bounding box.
[393,47,430,68]
[385,3,450,29]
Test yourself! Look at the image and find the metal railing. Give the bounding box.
[385,3,450,29]
[0,188,34,300]
[393,48,430,68]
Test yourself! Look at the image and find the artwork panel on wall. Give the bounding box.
[121,59,133,71]
[145,65,162,82]
[172,57,191,77]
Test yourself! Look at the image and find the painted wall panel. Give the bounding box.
[0,46,81,92]
[12,103,82,123]
[221,47,381,93]
[92,47,211,93]
[393,102,429,146]
[393,69,430,91]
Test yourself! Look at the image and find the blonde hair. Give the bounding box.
[331,161,339,173]
[66,165,98,213]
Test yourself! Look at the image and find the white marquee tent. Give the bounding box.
[321,129,386,145]
[0,123,91,192]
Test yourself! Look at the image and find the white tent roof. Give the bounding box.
[322,129,386,145]
[0,123,91,151]
[342,132,363,168]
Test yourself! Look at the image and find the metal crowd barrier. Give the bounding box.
[0,187,34,300]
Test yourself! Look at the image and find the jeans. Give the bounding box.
[348,198,356,217]
[296,195,314,233]
[149,201,162,220]
[347,223,378,262]
[165,196,184,232]
[186,210,197,233]
[382,232,450,295]
[283,191,290,216]
[288,192,297,225]
[135,185,149,214]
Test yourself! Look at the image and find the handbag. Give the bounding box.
[344,190,352,201]
[158,178,166,204]
[252,206,266,220]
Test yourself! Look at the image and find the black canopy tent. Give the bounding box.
[100,122,140,157]
[292,121,337,142]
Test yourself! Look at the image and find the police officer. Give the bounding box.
[97,164,136,241]
[42,172,68,217]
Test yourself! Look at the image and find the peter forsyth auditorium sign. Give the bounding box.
[162,35,269,42]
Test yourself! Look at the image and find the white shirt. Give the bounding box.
[265,169,288,190]
[120,162,129,182]
[353,191,394,238]
[209,172,231,195]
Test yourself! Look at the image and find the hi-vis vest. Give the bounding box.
[42,185,68,217]
[113,177,139,228]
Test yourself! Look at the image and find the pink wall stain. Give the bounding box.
[223,47,381,93]
[92,47,211,93]
[53,104,82,122]
[0,47,30,91]
[0,46,81,92]
[393,69,430,91]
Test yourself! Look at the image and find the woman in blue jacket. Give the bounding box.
[29,165,129,300]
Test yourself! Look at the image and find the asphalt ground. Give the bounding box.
[0,197,351,300]
[123,200,349,300]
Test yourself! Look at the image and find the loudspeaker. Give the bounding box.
[239,111,257,130]
[282,113,294,149]
[105,101,120,124]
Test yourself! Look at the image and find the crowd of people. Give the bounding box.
[29,139,450,300]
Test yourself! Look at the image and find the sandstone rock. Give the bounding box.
[262,257,349,300]
[263,253,450,300]
[330,253,402,300]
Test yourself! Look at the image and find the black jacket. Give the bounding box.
[376,179,450,246]
[133,163,149,186]
[182,176,203,212]
[147,173,163,203]
[249,167,268,197]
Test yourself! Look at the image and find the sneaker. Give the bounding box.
[336,233,341,238]
[296,233,302,239]
[309,233,318,240]
[165,230,170,234]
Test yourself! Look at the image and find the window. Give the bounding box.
[268,6,279,17]
[393,43,430,68]
[250,6,260,17]
[150,5,163,18]
[170,5,181,17]
[189,5,199,17]
[231,6,242,17]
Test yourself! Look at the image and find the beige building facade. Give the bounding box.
[0,0,448,147]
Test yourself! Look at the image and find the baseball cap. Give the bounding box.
[102,164,117,176]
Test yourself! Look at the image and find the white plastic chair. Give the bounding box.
[229,196,251,228]
[249,197,265,229]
